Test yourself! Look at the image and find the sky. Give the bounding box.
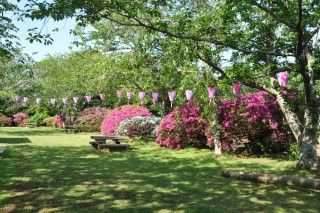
[15,17,78,61]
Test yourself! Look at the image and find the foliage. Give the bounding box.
[13,112,28,127]
[26,106,50,126]
[116,116,160,139]
[101,105,152,135]
[218,92,293,154]
[75,107,109,132]
[0,113,13,127]
[43,117,55,127]
[156,101,207,149]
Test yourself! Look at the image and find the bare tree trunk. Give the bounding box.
[213,139,222,155]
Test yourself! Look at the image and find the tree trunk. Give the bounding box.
[213,139,222,155]
[298,109,319,169]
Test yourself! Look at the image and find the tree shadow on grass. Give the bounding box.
[0,145,319,212]
[0,138,31,144]
[0,128,66,137]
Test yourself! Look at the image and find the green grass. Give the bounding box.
[0,127,319,212]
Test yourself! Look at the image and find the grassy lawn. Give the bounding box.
[0,127,319,212]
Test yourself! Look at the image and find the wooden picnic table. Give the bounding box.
[64,125,78,133]
[26,123,37,128]
[89,135,130,152]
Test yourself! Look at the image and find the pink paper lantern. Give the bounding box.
[85,95,92,103]
[62,97,68,105]
[36,98,41,105]
[50,98,56,105]
[23,97,29,106]
[233,83,242,96]
[208,87,217,99]
[168,91,176,108]
[152,92,159,103]
[185,90,193,101]
[99,93,105,101]
[127,92,132,101]
[73,97,79,104]
[15,96,20,104]
[276,71,288,88]
[139,92,145,101]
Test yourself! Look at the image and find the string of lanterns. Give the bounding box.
[12,71,288,107]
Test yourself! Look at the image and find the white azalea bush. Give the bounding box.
[115,116,161,139]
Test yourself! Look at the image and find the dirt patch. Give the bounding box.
[0,204,17,213]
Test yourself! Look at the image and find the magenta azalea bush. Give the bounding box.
[75,107,109,132]
[101,105,152,135]
[156,101,207,149]
[13,112,28,127]
[217,91,293,153]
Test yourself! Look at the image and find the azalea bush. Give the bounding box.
[156,101,207,149]
[75,107,109,132]
[13,112,28,127]
[0,113,13,127]
[116,116,160,139]
[101,105,152,135]
[54,115,63,128]
[218,92,293,154]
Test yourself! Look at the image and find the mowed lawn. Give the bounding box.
[0,127,319,212]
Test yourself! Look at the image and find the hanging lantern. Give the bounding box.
[73,97,79,104]
[15,96,20,104]
[233,83,242,96]
[127,92,132,101]
[168,91,176,108]
[50,98,56,105]
[36,98,41,105]
[276,71,288,88]
[152,92,159,104]
[23,97,29,106]
[185,90,193,101]
[208,87,217,99]
[117,90,123,98]
[62,97,68,105]
[85,95,92,103]
[139,92,145,102]
[99,93,105,101]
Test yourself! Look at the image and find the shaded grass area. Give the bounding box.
[0,127,319,212]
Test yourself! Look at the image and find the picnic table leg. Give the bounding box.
[114,140,120,144]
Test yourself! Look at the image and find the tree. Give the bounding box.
[24,0,320,169]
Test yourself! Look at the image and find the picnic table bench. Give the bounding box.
[90,135,130,152]
[64,125,78,133]
[26,123,37,128]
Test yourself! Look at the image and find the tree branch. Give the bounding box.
[250,0,297,30]
[195,50,226,76]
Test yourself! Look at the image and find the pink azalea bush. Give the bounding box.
[101,105,152,135]
[217,91,293,153]
[0,113,13,127]
[13,112,28,127]
[54,115,63,128]
[156,101,207,149]
[75,107,109,132]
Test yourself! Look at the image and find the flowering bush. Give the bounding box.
[13,112,28,127]
[0,113,13,127]
[156,102,207,149]
[54,115,63,128]
[75,107,109,132]
[217,92,293,154]
[43,117,55,127]
[116,116,161,139]
[101,105,152,135]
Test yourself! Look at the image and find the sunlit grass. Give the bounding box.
[0,127,319,212]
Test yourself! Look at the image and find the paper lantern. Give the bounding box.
[152,92,159,103]
[139,92,145,101]
[36,98,41,105]
[127,92,132,101]
[276,71,288,88]
[73,97,79,104]
[117,90,123,98]
[168,91,176,108]
[208,87,217,99]
[233,83,242,96]
[185,90,193,101]
[85,95,92,103]
[50,98,56,105]
[99,93,105,101]
[62,97,68,105]
[23,97,29,106]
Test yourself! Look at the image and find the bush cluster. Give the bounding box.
[0,113,13,127]
[75,107,109,132]
[43,117,55,127]
[13,112,28,127]
[116,116,160,139]
[156,101,207,149]
[101,105,152,135]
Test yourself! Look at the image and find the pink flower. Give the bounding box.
[185,90,193,101]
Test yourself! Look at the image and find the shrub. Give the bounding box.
[43,117,55,127]
[0,113,13,127]
[54,115,63,128]
[116,116,161,139]
[27,111,50,126]
[13,112,28,127]
[156,101,207,149]
[217,91,293,154]
[101,105,152,135]
[75,107,109,132]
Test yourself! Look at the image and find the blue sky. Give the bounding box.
[16,17,78,61]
